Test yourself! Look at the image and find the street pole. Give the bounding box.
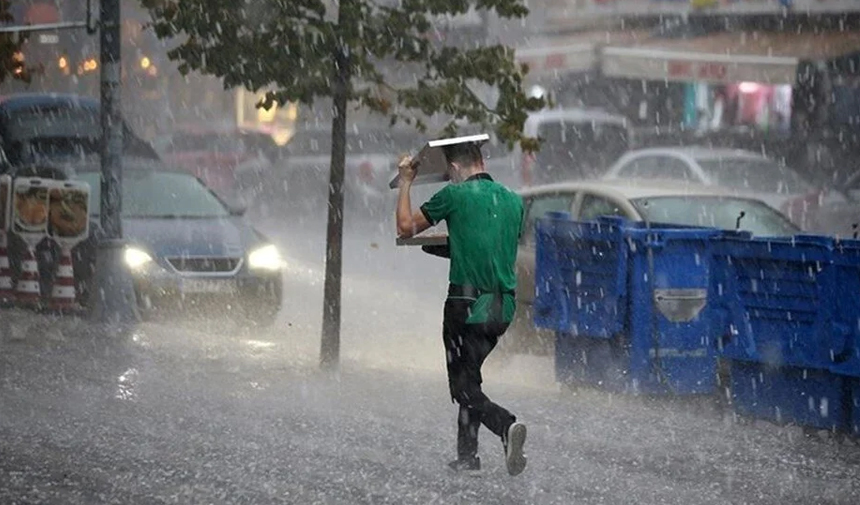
[88,0,139,324]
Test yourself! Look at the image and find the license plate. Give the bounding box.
[180,279,238,294]
[39,34,59,44]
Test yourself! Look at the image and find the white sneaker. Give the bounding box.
[504,422,527,476]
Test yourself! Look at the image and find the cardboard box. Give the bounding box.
[389,133,489,189]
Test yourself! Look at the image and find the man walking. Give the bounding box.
[395,141,527,476]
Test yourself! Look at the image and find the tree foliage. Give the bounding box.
[0,0,28,84]
[140,0,545,150]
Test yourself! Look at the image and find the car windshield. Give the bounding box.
[631,196,800,237]
[696,157,814,195]
[77,170,230,218]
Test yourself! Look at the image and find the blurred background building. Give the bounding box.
[4,1,298,145]
[4,0,860,174]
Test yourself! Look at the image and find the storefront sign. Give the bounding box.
[583,0,860,14]
[602,46,799,85]
[667,61,728,80]
[515,44,597,79]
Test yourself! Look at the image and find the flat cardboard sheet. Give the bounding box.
[389,134,489,189]
[396,233,448,247]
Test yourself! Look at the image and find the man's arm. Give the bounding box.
[395,156,432,239]
[396,180,432,238]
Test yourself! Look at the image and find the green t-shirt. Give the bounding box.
[420,173,524,324]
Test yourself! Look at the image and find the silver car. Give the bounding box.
[506,179,801,356]
[601,147,836,230]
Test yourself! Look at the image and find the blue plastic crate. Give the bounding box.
[545,216,722,395]
[535,214,628,336]
[555,332,631,393]
[729,359,848,431]
[622,220,722,395]
[710,230,753,362]
[712,234,838,370]
[533,212,575,333]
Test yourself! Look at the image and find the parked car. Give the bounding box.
[807,170,860,237]
[513,108,632,189]
[279,127,422,218]
[601,147,838,229]
[69,159,284,326]
[506,179,801,356]
[0,93,159,166]
[158,126,280,204]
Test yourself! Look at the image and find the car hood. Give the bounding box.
[122,216,264,258]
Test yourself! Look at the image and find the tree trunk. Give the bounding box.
[320,43,350,370]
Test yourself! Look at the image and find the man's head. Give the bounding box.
[444,142,485,183]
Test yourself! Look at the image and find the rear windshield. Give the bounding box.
[77,170,230,218]
[696,157,814,195]
[632,196,800,237]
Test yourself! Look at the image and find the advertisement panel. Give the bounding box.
[11,178,50,245]
[48,181,90,245]
[0,175,10,232]
[542,0,860,29]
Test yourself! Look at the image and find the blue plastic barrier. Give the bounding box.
[534,215,628,338]
[831,239,860,378]
[711,233,840,370]
[538,215,722,395]
[728,359,849,432]
[851,379,860,436]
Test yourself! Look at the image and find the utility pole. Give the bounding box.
[89,0,139,324]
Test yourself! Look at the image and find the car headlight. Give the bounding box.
[248,244,283,271]
[125,247,153,270]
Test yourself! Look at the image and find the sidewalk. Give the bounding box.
[3,307,860,504]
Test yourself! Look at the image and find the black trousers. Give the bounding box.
[443,297,516,460]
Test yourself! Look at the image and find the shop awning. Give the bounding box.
[515,30,650,78]
[602,31,860,84]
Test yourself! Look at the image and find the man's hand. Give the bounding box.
[397,154,417,186]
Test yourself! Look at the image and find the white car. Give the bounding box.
[806,170,860,237]
[507,178,801,356]
[280,128,422,218]
[602,147,831,229]
[507,108,632,189]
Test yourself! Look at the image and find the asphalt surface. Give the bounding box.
[2,211,860,504]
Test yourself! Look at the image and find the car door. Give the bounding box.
[516,193,576,307]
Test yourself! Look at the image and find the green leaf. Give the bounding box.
[142,0,546,153]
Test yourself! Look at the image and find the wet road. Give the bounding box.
[2,212,860,504]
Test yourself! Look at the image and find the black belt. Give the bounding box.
[448,284,515,299]
[448,284,514,323]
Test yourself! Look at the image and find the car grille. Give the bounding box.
[166,257,241,273]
